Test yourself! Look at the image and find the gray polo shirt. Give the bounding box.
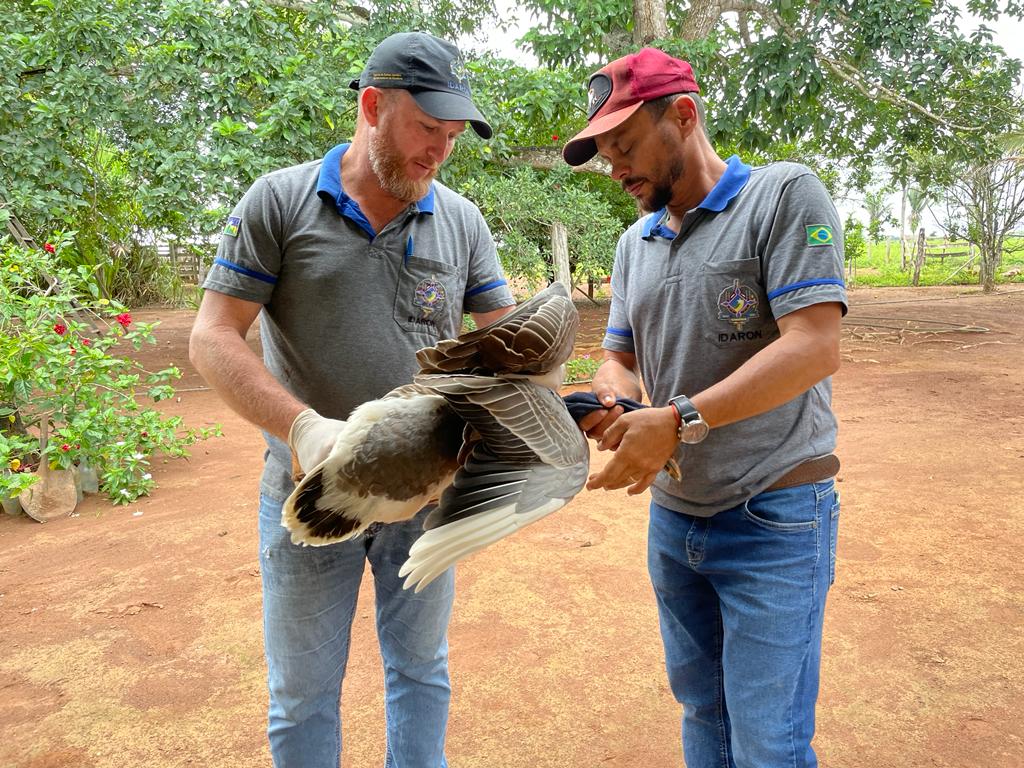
[203,143,515,501]
[603,156,848,517]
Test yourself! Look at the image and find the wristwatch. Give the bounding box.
[669,395,710,444]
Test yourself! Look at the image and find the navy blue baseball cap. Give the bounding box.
[350,32,492,139]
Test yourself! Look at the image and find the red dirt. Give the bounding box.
[1,285,1022,768]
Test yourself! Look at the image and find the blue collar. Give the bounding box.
[641,155,752,241]
[315,143,436,227]
[699,154,751,212]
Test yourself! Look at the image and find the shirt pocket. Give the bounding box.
[699,257,772,349]
[393,255,460,338]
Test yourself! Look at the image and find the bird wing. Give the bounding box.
[416,282,578,376]
[398,374,589,592]
[398,452,589,592]
[414,374,587,468]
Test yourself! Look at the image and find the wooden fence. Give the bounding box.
[924,241,974,262]
[154,242,211,284]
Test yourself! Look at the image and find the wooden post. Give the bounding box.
[551,221,571,290]
[911,227,927,286]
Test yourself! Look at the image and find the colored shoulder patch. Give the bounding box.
[223,216,241,237]
[806,225,833,246]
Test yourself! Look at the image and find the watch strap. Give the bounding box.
[669,395,700,425]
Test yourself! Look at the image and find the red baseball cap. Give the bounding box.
[562,48,700,167]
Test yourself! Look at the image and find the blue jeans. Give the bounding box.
[258,493,454,768]
[648,482,840,768]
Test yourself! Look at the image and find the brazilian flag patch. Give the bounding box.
[223,216,241,237]
[806,225,833,246]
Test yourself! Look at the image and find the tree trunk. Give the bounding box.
[980,240,999,293]
[900,184,908,270]
[680,0,722,41]
[911,227,926,286]
[551,221,572,290]
[634,0,669,45]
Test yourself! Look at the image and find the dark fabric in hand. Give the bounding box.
[562,391,647,425]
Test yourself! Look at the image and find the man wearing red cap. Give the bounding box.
[565,48,847,767]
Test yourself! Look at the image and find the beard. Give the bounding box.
[629,155,684,212]
[368,125,435,203]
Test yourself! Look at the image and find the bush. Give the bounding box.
[564,354,601,384]
[0,235,219,504]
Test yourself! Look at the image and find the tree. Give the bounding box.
[944,154,1024,292]
[863,187,891,248]
[0,0,498,257]
[519,0,1022,181]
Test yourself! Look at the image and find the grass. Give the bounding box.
[848,237,1024,288]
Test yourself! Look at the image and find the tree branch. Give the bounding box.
[263,0,369,23]
[508,147,611,176]
[819,55,983,133]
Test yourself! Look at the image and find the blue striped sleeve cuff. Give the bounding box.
[212,258,277,285]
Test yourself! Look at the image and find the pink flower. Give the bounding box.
[116,313,132,328]
[43,243,56,254]
[54,323,67,335]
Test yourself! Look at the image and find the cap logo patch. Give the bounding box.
[223,216,241,237]
[806,225,834,246]
[587,73,612,119]
[449,55,468,82]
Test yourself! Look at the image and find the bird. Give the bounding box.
[280,282,589,591]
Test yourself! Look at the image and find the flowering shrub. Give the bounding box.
[0,235,219,504]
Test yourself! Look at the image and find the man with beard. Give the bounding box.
[562,48,846,767]
[189,32,515,768]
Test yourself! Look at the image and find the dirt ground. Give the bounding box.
[1,285,1022,768]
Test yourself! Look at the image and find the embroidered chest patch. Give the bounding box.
[414,277,447,318]
[717,279,760,330]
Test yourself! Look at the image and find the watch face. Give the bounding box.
[680,419,709,444]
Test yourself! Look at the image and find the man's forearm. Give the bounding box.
[189,327,306,442]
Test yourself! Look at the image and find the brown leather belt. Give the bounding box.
[766,454,840,491]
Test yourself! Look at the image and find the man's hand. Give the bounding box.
[577,386,626,439]
[586,406,679,495]
[288,408,347,479]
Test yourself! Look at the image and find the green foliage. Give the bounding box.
[0,236,219,503]
[843,215,867,268]
[1,0,375,260]
[564,353,601,384]
[519,0,1022,180]
[848,237,1024,288]
[459,165,623,285]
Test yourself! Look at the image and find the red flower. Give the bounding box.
[54,323,67,335]
[140,431,149,438]
[81,338,91,346]
[551,134,559,141]
[116,312,132,328]
[60,443,70,452]
[43,243,56,254]
[69,347,76,355]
